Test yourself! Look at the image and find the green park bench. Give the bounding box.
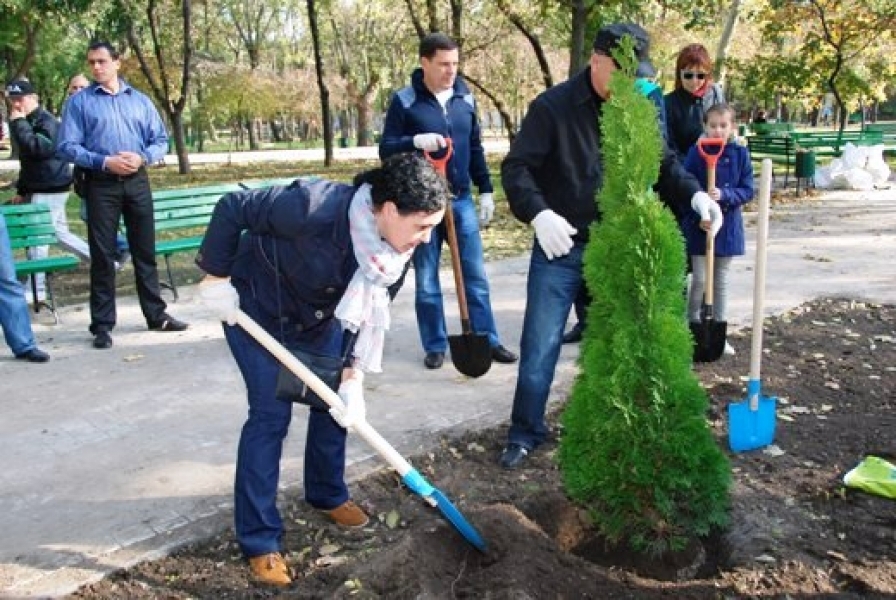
[861,123,896,152]
[152,184,245,301]
[747,135,795,185]
[790,130,884,157]
[750,122,795,136]
[0,203,80,323]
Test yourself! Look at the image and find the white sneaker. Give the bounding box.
[724,341,736,355]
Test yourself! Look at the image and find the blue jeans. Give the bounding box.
[0,214,38,356]
[413,193,499,352]
[508,242,585,449]
[224,290,349,558]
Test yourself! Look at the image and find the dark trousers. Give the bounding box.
[85,170,166,332]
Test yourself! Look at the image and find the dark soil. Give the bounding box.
[70,298,896,599]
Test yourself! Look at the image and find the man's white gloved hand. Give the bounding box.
[479,193,495,226]
[531,209,577,260]
[691,191,724,237]
[413,133,447,152]
[330,378,367,430]
[199,277,240,325]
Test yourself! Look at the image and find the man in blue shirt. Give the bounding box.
[57,41,187,349]
[379,32,517,370]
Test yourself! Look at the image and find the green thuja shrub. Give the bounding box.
[557,38,731,555]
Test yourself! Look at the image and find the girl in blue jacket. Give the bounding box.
[683,104,754,354]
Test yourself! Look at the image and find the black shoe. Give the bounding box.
[15,347,50,363]
[150,314,189,332]
[562,325,584,344]
[93,331,113,349]
[491,345,518,364]
[424,352,445,369]
[500,444,530,470]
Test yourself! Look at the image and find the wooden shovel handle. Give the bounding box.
[423,139,473,332]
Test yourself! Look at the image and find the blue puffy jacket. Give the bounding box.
[682,140,755,256]
[379,69,492,197]
[197,179,360,332]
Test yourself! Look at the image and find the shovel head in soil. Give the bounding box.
[448,326,492,378]
[690,316,726,363]
[233,309,487,552]
[728,379,777,452]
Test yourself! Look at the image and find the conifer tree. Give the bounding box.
[557,37,730,555]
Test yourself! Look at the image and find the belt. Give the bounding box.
[88,167,147,182]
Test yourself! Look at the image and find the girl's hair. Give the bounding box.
[674,44,713,91]
[704,103,735,125]
[353,152,449,215]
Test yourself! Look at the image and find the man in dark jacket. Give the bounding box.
[379,32,517,370]
[498,23,723,469]
[6,79,90,302]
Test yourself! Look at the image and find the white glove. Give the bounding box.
[330,377,367,430]
[691,191,724,237]
[413,133,447,152]
[531,210,577,260]
[479,193,495,226]
[199,277,240,325]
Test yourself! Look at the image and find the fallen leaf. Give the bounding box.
[385,510,400,529]
[123,354,145,362]
[319,543,341,556]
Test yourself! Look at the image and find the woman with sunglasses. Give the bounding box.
[664,44,726,161]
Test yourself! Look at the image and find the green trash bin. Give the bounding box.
[795,149,816,194]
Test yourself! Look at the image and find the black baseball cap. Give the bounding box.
[5,79,36,97]
[592,23,656,78]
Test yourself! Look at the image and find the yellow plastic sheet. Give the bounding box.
[843,456,896,500]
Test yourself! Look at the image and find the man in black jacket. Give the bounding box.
[6,79,90,302]
[498,23,723,469]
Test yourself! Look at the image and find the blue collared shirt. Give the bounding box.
[56,79,168,171]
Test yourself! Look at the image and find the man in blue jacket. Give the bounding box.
[379,32,517,370]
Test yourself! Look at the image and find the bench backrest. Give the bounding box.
[0,204,59,250]
[791,131,883,153]
[152,184,245,232]
[747,136,793,153]
[751,122,795,136]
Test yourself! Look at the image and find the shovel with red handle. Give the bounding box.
[424,139,493,378]
[690,137,727,363]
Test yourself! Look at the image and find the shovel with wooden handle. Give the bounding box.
[728,159,777,452]
[424,139,493,378]
[234,309,487,551]
[691,137,727,363]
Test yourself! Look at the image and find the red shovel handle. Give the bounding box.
[697,137,726,191]
[423,138,453,176]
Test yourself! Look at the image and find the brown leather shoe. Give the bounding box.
[248,552,292,586]
[324,500,369,528]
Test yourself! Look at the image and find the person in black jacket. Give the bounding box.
[198,153,449,587]
[6,79,90,302]
[664,44,726,162]
[379,32,517,370]
[498,23,723,470]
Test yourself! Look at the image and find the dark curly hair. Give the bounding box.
[354,153,449,215]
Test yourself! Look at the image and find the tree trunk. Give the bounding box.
[463,73,517,141]
[714,0,743,85]
[568,0,588,78]
[307,0,333,165]
[170,111,191,174]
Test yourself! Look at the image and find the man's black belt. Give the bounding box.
[87,167,147,182]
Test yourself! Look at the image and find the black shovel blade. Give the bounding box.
[690,319,727,363]
[448,332,492,378]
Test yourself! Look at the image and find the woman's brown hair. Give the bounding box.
[674,44,714,91]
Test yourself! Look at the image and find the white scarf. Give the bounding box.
[334,184,413,372]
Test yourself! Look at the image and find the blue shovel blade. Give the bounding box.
[430,488,487,552]
[728,384,777,452]
[402,469,487,552]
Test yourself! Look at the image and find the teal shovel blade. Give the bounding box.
[402,469,487,552]
[728,379,777,452]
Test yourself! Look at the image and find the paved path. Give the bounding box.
[1,186,894,598]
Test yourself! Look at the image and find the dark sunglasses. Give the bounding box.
[681,71,707,80]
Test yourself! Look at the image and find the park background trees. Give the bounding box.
[1,0,894,171]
